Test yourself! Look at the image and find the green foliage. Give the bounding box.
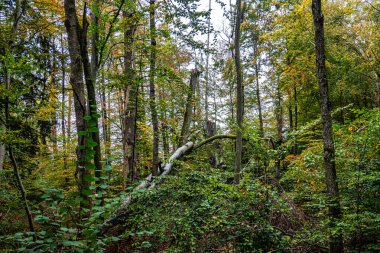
[281,108,380,251]
[123,170,290,252]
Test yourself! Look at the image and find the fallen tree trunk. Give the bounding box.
[99,142,194,235]
[99,135,240,235]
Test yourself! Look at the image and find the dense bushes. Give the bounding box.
[120,170,290,252]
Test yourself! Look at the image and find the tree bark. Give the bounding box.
[275,80,283,180]
[9,146,36,240]
[234,0,243,184]
[149,0,159,176]
[64,0,91,211]
[294,85,298,131]
[375,71,380,108]
[288,104,293,131]
[205,0,212,123]
[312,0,343,252]
[61,34,69,184]
[254,61,264,137]
[122,11,138,186]
[79,5,103,197]
[179,69,201,146]
[0,141,4,171]
[206,120,218,167]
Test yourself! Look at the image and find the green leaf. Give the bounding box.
[87,140,98,147]
[140,241,152,249]
[82,188,92,196]
[107,157,115,162]
[84,115,92,121]
[85,163,96,170]
[84,174,95,182]
[88,121,97,127]
[88,127,99,133]
[62,240,85,247]
[35,215,49,223]
[100,183,108,189]
[104,165,112,171]
[78,131,87,136]
[111,236,120,242]
[92,113,101,119]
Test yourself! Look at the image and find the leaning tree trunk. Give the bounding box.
[312,0,343,252]
[64,0,91,211]
[179,69,201,146]
[1,0,35,233]
[149,0,159,176]
[234,0,243,184]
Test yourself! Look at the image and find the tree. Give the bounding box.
[234,0,244,184]
[149,0,159,176]
[64,0,91,211]
[122,9,138,186]
[312,0,343,251]
[179,69,201,146]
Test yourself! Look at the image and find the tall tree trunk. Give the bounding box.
[288,105,293,133]
[79,5,103,198]
[3,46,36,239]
[101,73,110,163]
[179,69,201,146]
[8,146,36,240]
[234,0,243,184]
[67,90,72,152]
[64,0,91,211]
[122,11,138,186]
[275,80,283,180]
[61,34,69,184]
[254,61,264,137]
[293,84,298,131]
[312,1,343,252]
[0,141,4,171]
[375,71,380,108]
[205,0,212,123]
[149,0,159,176]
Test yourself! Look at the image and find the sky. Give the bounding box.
[198,0,231,42]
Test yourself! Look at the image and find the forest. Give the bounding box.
[0,0,379,252]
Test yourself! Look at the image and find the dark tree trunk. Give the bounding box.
[375,71,380,108]
[312,0,343,252]
[122,11,138,186]
[288,104,293,131]
[79,5,102,198]
[206,120,218,167]
[64,0,91,211]
[294,85,298,131]
[254,62,264,137]
[179,69,201,146]
[234,0,243,184]
[101,71,111,183]
[0,141,4,171]
[149,0,159,176]
[205,0,212,123]
[275,81,283,180]
[61,34,69,184]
